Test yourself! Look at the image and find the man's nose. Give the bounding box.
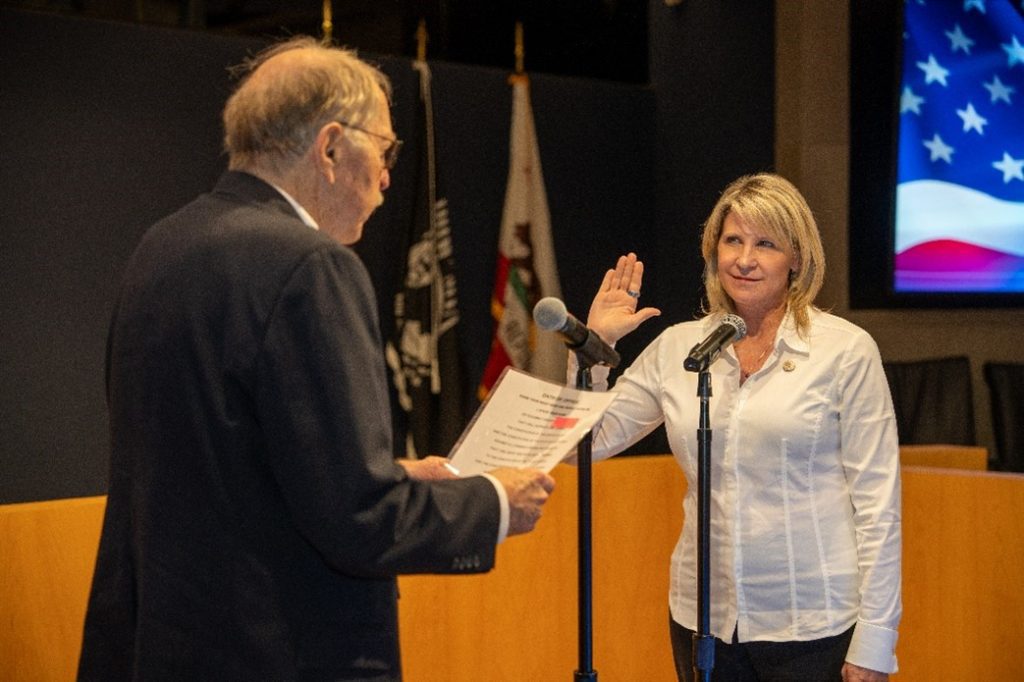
[379,167,391,191]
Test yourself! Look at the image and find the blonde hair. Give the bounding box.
[700,173,825,336]
[223,36,392,171]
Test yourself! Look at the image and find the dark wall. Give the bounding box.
[1,11,260,504]
[0,9,659,503]
[618,0,776,454]
[0,4,773,504]
[648,0,775,326]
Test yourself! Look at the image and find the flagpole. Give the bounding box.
[514,21,524,75]
[416,18,427,62]
[320,0,332,43]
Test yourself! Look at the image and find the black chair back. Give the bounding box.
[882,356,976,446]
[983,362,1024,473]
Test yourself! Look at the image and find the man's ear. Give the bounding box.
[315,122,344,179]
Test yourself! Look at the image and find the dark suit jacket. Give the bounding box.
[78,171,500,681]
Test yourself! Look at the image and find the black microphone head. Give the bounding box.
[533,297,568,331]
[722,313,747,341]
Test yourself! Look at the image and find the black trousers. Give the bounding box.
[669,617,854,682]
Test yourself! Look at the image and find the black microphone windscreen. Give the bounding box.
[722,313,748,341]
[533,297,568,331]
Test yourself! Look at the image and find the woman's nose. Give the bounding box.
[736,245,756,270]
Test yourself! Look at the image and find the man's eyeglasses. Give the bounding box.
[337,120,403,170]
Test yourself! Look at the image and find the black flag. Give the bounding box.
[385,60,464,458]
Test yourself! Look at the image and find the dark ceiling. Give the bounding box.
[5,0,649,82]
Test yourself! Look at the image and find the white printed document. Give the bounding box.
[447,367,617,477]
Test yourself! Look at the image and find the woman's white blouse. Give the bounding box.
[586,308,901,673]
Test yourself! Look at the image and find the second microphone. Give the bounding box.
[533,297,621,368]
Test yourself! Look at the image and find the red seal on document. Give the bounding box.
[550,416,579,429]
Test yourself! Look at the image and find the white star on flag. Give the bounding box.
[917,54,951,85]
[957,102,988,133]
[1003,35,1024,67]
[983,75,1015,104]
[993,152,1024,182]
[946,24,975,54]
[923,134,955,163]
[894,0,1024,293]
[901,86,926,114]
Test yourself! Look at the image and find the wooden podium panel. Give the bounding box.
[3,453,1023,681]
[0,495,105,681]
[899,444,988,470]
[397,457,685,681]
[897,466,1024,681]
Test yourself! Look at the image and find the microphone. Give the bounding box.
[683,314,747,372]
[533,297,620,368]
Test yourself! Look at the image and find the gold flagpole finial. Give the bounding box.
[514,21,525,74]
[321,0,334,43]
[416,19,428,62]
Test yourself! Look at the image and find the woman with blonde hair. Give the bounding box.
[578,173,900,682]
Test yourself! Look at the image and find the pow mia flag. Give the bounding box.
[385,60,464,458]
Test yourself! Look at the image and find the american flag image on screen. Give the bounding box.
[895,0,1024,292]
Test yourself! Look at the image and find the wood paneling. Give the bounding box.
[897,467,1024,680]
[0,496,105,681]
[398,457,685,681]
[3,455,1023,681]
[899,444,988,471]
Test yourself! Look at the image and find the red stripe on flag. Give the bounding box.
[478,254,514,399]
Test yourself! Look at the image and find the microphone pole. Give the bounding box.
[683,314,745,682]
[574,359,597,682]
[533,296,623,680]
[691,367,714,682]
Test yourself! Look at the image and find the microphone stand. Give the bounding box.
[573,356,597,682]
[690,368,714,681]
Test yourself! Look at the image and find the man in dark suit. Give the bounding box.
[77,37,555,681]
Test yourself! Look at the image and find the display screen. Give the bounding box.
[894,0,1024,293]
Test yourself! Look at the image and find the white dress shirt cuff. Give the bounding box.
[846,620,899,674]
[480,473,510,544]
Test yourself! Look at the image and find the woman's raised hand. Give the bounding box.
[586,253,661,345]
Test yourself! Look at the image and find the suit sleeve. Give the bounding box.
[255,245,500,577]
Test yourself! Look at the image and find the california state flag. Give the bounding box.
[478,74,563,400]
